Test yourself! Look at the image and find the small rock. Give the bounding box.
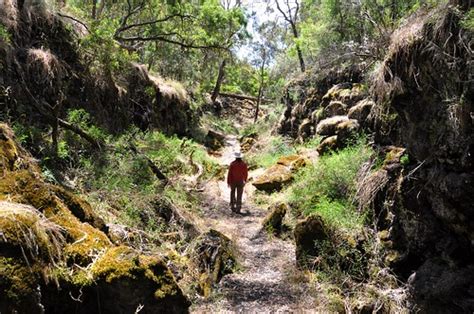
[317,135,338,155]
[262,202,288,234]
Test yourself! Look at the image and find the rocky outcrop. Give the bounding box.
[253,155,310,192]
[277,61,369,142]
[0,124,190,313]
[367,5,474,312]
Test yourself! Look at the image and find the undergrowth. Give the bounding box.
[288,139,373,230]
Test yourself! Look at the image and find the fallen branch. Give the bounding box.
[57,118,102,149]
[128,143,168,183]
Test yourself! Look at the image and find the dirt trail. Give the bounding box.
[192,135,316,313]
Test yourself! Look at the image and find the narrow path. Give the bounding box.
[192,135,316,313]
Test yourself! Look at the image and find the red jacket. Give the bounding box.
[227,160,248,185]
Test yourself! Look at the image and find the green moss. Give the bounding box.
[91,246,179,299]
[0,257,39,302]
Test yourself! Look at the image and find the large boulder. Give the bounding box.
[0,124,190,313]
[189,229,236,297]
[252,164,293,192]
[316,116,349,136]
[253,154,310,192]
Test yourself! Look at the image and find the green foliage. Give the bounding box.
[249,136,295,168]
[289,140,372,230]
[400,153,410,166]
[0,24,11,43]
[461,8,474,31]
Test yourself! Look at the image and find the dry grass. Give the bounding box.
[149,74,189,104]
[0,0,18,29]
[131,63,189,104]
[0,201,65,264]
[355,164,389,212]
[27,48,64,80]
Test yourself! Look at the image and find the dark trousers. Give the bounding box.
[230,182,244,210]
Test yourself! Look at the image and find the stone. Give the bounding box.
[348,98,374,123]
[189,229,236,297]
[262,203,288,234]
[204,129,226,151]
[297,118,313,139]
[316,116,349,136]
[322,83,366,106]
[252,164,293,192]
[294,215,329,267]
[276,154,310,171]
[335,119,360,146]
[324,100,347,117]
[317,135,338,155]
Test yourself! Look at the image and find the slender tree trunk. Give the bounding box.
[211,59,226,103]
[92,0,97,19]
[290,24,305,73]
[255,52,266,123]
[51,118,59,157]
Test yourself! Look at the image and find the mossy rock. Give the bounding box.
[317,135,338,155]
[0,124,191,313]
[294,215,330,268]
[316,115,349,136]
[189,229,236,297]
[277,154,310,171]
[262,202,288,234]
[253,164,293,192]
[348,98,374,123]
[324,100,348,117]
[204,129,226,151]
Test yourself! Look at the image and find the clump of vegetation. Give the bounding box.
[289,139,372,230]
[248,135,296,168]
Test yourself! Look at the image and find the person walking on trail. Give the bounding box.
[227,152,248,213]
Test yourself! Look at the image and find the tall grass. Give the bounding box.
[289,140,372,230]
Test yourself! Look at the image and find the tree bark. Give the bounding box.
[211,59,226,103]
[276,0,305,73]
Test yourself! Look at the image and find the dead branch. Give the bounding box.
[128,143,168,183]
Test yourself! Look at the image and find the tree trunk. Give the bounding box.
[92,0,97,19]
[254,85,263,123]
[211,59,226,103]
[51,119,59,157]
[290,24,305,73]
